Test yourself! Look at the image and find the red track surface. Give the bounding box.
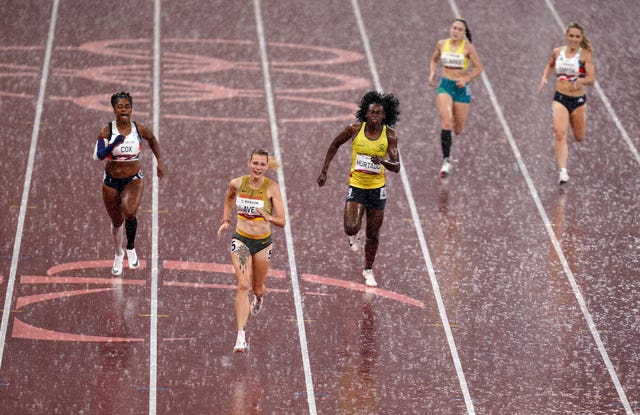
[1,0,639,414]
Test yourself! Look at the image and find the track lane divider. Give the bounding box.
[253,1,317,414]
[351,0,477,413]
[0,0,60,370]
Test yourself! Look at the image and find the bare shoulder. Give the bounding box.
[433,38,446,51]
[347,122,362,133]
[339,122,362,140]
[268,177,282,194]
[229,176,243,190]
[97,123,110,139]
[135,122,154,140]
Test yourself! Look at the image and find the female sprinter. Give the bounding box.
[217,149,286,353]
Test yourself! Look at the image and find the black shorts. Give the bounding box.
[346,186,387,210]
[232,231,273,256]
[103,171,144,192]
[553,91,586,114]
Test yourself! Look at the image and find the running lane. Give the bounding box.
[155,0,310,413]
[0,0,637,414]
[261,0,470,413]
[356,0,638,413]
[0,1,159,413]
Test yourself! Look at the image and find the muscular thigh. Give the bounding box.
[231,239,253,284]
[551,101,570,131]
[452,102,470,134]
[365,208,385,236]
[251,244,272,279]
[569,104,586,140]
[344,200,364,229]
[102,185,122,222]
[120,179,144,216]
[436,93,454,128]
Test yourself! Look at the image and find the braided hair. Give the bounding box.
[110,91,132,108]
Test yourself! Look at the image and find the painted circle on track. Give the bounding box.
[13,260,424,342]
[0,38,370,122]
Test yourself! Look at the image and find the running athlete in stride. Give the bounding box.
[93,92,164,275]
[538,22,595,185]
[317,91,401,288]
[428,17,483,178]
[217,149,286,353]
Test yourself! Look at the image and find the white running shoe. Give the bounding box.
[348,234,361,252]
[558,169,569,185]
[112,252,125,276]
[362,269,378,287]
[250,295,263,316]
[439,158,452,178]
[126,248,139,269]
[233,331,247,353]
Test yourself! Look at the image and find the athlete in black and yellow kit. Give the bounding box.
[217,149,285,352]
[317,91,401,287]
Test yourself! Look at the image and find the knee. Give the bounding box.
[453,127,463,135]
[364,231,379,245]
[123,211,137,221]
[237,280,250,293]
[344,224,359,236]
[554,130,568,142]
[343,215,360,235]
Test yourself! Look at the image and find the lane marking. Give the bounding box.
[0,0,60,369]
[533,2,634,413]
[253,1,317,413]
[444,0,635,412]
[148,1,162,414]
[351,0,476,413]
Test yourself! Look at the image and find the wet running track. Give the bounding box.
[0,0,639,414]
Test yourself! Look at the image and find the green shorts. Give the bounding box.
[436,77,471,103]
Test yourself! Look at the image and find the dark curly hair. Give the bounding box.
[110,91,133,108]
[355,90,400,126]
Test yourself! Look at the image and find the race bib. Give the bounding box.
[355,153,381,174]
[236,197,264,216]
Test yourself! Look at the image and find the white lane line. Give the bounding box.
[148,1,162,414]
[480,71,635,415]
[544,0,640,166]
[351,1,476,414]
[253,1,317,414]
[0,0,60,369]
[462,0,633,411]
